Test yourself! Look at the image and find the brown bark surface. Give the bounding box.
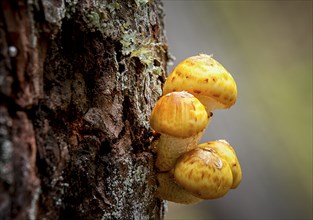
[0,0,168,219]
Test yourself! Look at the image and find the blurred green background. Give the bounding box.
[163,1,312,219]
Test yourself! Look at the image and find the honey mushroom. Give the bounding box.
[150,54,242,204]
[163,54,237,113]
[150,91,211,172]
[155,140,242,203]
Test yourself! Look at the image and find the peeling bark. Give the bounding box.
[0,0,168,219]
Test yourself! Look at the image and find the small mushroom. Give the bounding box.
[156,172,202,204]
[163,54,237,113]
[173,146,233,199]
[150,91,210,171]
[199,140,242,188]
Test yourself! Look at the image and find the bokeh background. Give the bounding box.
[162,1,312,219]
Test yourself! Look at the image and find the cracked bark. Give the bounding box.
[0,0,168,219]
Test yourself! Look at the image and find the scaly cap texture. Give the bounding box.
[163,54,237,111]
[150,91,209,138]
[173,146,233,199]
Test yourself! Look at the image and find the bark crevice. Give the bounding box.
[1,0,167,219]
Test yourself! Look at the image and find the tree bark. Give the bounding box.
[0,0,168,219]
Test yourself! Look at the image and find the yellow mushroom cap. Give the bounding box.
[199,140,242,189]
[163,54,237,111]
[150,91,209,138]
[173,146,233,199]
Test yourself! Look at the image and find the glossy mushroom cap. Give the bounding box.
[173,146,233,199]
[199,140,242,188]
[150,91,209,138]
[163,54,237,111]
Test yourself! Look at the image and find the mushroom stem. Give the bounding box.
[156,172,202,204]
[196,95,226,113]
[155,131,205,172]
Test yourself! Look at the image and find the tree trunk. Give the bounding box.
[0,0,168,219]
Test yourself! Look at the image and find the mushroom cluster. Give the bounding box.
[150,54,242,204]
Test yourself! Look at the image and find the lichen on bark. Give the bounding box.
[0,0,168,219]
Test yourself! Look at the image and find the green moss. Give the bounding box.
[83,10,101,32]
[121,31,137,55]
[135,0,150,7]
[107,2,121,15]
[131,46,162,76]
[81,1,164,79]
[82,3,120,36]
